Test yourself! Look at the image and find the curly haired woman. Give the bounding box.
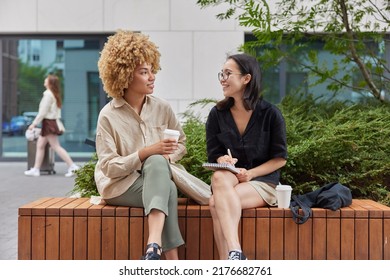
[95,30,186,260]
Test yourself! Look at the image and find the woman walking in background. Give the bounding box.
[24,74,80,177]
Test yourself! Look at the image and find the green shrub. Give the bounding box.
[177,115,212,185]
[71,153,99,197]
[279,95,390,205]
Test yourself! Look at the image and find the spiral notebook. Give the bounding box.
[202,163,240,174]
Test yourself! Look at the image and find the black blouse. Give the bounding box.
[205,99,287,185]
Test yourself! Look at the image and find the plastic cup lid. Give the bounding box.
[164,129,180,135]
[276,184,292,191]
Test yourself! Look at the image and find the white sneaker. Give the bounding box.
[24,168,40,177]
[65,165,80,177]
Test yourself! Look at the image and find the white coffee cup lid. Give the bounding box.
[164,129,180,136]
[276,184,292,191]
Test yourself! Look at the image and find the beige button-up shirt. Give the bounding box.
[94,95,187,199]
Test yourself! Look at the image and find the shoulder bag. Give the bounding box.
[56,118,66,135]
[290,182,353,224]
[170,163,212,205]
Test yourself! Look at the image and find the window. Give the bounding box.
[245,33,387,104]
[0,35,110,160]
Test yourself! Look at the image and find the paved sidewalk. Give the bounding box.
[0,161,85,260]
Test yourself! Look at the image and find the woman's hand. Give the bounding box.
[236,168,253,182]
[235,158,287,182]
[27,124,35,130]
[138,139,178,162]
[154,138,178,155]
[217,154,238,165]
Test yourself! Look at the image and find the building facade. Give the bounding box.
[1,0,388,161]
[0,0,244,160]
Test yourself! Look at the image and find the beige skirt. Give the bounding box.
[247,181,277,206]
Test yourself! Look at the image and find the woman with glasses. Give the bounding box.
[206,53,287,260]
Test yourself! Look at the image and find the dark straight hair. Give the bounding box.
[216,53,262,111]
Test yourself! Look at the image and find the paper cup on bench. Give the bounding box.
[276,184,292,208]
[163,129,180,142]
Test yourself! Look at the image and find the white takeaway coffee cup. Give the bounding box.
[163,129,180,142]
[276,184,292,209]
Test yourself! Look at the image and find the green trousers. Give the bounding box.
[105,155,184,252]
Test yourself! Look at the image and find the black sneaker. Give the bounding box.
[141,243,162,260]
[228,250,248,260]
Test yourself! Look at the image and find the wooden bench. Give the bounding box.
[18,197,390,260]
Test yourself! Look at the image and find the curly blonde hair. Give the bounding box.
[98,30,161,98]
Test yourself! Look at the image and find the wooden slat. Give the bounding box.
[102,204,116,217]
[269,216,284,259]
[384,219,390,260]
[73,199,93,260]
[256,208,270,260]
[45,216,60,259]
[312,214,326,260]
[283,209,298,260]
[178,203,187,260]
[238,219,242,250]
[340,207,355,260]
[354,218,369,259]
[115,206,129,260]
[185,204,200,260]
[101,205,116,259]
[18,216,31,260]
[143,215,149,258]
[199,206,214,260]
[242,208,256,260]
[115,217,129,260]
[298,218,312,260]
[129,208,144,260]
[199,206,213,259]
[31,216,45,259]
[369,218,383,260]
[102,216,115,260]
[73,216,87,260]
[88,204,104,260]
[59,216,73,260]
[326,209,341,260]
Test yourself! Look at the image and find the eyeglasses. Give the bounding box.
[218,71,243,81]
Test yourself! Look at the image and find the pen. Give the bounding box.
[227,149,232,158]
[227,148,236,167]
